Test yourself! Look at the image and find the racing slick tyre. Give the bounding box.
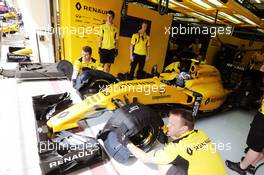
[56,60,73,80]
[78,78,112,99]
[77,70,118,99]
[129,124,160,152]
[97,103,166,163]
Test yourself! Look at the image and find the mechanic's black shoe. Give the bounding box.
[241,157,256,174]
[225,160,246,175]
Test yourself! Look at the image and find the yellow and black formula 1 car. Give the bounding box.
[0,23,19,36]
[0,12,16,20]
[6,47,32,62]
[34,58,262,174]
[47,59,230,132]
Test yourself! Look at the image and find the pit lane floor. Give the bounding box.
[0,76,263,175]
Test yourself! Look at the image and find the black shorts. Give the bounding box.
[246,112,264,152]
[100,49,116,64]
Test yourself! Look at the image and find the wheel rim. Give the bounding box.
[130,125,158,152]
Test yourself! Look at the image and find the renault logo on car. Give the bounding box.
[76,2,82,11]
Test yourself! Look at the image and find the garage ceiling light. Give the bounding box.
[174,16,200,22]
[169,2,177,7]
[255,0,261,3]
[257,28,264,33]
[191,12,215,22]
[208,0,224,7]
[234,14,258,25]
[191,0,213,9]
[218,12,242,24]
[173,13,186,17]
[171,0,190,9]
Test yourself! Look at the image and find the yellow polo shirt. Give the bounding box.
[72,57,103,80]
[99,23,118,50]
[131,33,150,56]
[154,130,227,175]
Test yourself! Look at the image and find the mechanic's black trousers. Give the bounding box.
[129,54,146,79]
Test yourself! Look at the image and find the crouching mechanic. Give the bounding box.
[71,46,103,88]
[120,109,227,175]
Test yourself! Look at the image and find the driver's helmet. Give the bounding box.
[178,71,191,80]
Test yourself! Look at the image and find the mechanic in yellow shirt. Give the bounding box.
[129,21,150,79]
[226,94,264,175]
[98,10,118,73]
[71,46,102,87]
[124,109,228,175]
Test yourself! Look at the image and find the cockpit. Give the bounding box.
[162,59,199,87]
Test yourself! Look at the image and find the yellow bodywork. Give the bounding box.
[0,12,16,18]
[0,23,19,33]
[47,61,229,132]
[13,48,32,55]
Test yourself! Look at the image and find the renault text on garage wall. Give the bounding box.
[75,2,108,14]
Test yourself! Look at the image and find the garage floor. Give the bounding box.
[0,74,263,175]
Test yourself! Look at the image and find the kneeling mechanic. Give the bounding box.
[120,109,228,175]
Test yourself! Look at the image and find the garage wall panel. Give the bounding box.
[59,1,172,75]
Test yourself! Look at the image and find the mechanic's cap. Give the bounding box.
[104,131,131,164]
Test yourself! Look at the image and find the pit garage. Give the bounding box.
[0,0,264,175]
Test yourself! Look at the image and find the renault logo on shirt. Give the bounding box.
[76,2,82,11]
[187,147,193,155]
